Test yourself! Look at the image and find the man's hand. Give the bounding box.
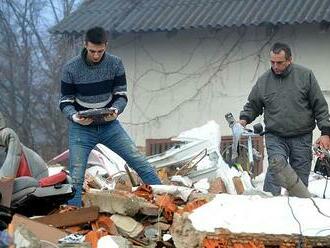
[104,107,118,122]
[239,119,247,127]
[315,135,330,150]
[72,113,93,125]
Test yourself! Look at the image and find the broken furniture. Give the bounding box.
[11,176,74,216]
[1,154,74,217]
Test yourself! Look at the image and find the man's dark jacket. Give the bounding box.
[240,64,330,137]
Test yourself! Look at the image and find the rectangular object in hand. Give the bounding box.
[77,108,113,119]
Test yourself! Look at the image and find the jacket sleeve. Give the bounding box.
[59,64,77,120]
[239,82,263,124]
[0,128,22,178]
[106,58,128,114]
[308,72,330,136]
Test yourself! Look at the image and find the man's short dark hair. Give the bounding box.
[85,26,107,44]
[271,42,292,60]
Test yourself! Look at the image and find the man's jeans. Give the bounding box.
[68,120,161,207]
[263,132,313,195]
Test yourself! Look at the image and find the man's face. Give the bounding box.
[270,50,292,75]
[85,42,107,63]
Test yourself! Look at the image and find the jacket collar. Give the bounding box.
[271,64,292,78]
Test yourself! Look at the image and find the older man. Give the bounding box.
[238,42,330,197]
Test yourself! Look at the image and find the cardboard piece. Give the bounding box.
[11,214,67,244]
[0,177,14,207]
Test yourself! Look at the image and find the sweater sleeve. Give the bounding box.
[308,71,330,136]
[107,58,128,114]
[59,64,77,120]
[239,82,264,124]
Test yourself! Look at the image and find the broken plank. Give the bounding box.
[34,206,99,228]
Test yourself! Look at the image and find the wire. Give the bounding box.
[314,152,330,198]
[315,228,330,236]
[312,170,329,199]
[323,177,328,199]
[287,196,304,248]
[323,158,330,198]
[309,198,330,218]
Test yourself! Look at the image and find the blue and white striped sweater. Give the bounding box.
[60,49,128,120]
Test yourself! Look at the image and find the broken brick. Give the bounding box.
[209,177,227,194]
[93,214,118,235]
[133,184,153,201]
[85,229,108,248]
[155,195,177,222]
[232,176,244,194]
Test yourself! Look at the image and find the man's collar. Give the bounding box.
[81,48,105,66]
[272,64,292,78]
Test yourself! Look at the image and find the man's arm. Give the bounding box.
[106,58,128,114]
[59,65,77,121]
[239,83,263,125]
[309,71,330,149]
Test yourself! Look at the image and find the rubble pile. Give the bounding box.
[1,121,330,247]
[0,148,258,247]
[0,182,215,247]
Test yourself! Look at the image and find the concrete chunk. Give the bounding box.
[84,190,159,216]
[97,235,132,248]
[170,212,206,248]
[14,225,41,248]
[110,214,144,238]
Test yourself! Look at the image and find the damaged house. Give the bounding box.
[50,0,330,147]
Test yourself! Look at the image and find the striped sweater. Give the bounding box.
[59,49,128,120]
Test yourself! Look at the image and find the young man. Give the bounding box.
[238,42,330,197]
[59,26,161,207]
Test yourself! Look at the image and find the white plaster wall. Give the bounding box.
[110,23,330,147]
